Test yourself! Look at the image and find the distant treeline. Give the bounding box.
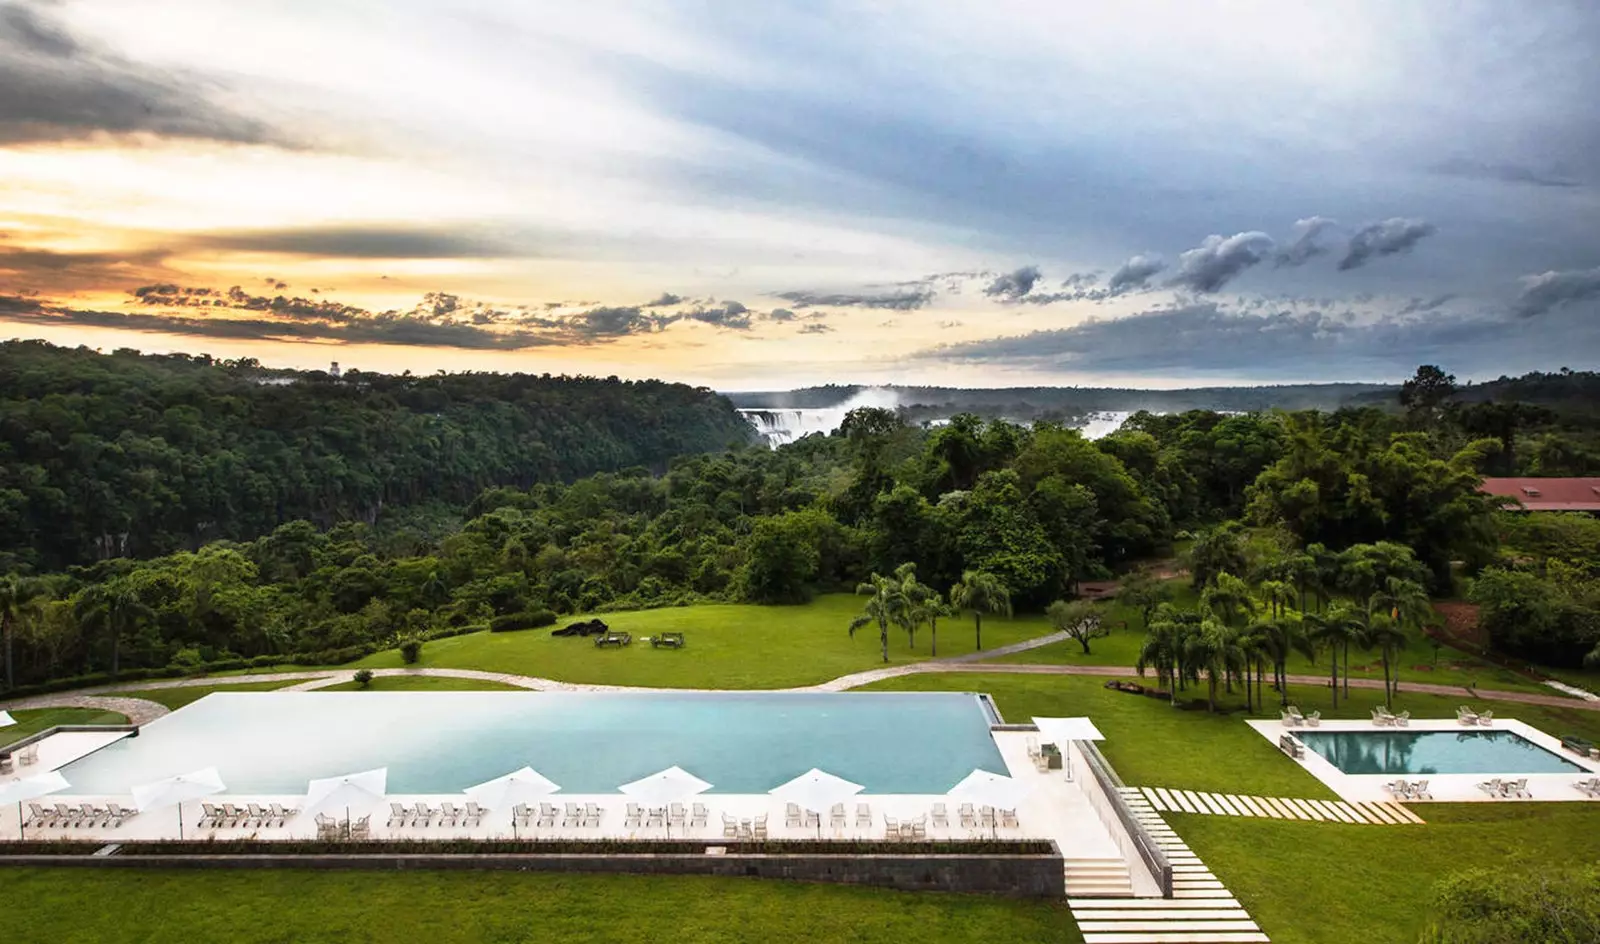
[0,341,755,569]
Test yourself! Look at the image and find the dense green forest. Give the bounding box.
[0,341,755,570]
[1,363,1597,693]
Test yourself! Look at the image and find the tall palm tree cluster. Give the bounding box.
[850,566,1010,663]
[1136,553,1432,712]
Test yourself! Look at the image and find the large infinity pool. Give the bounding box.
[58,692,1006,794]
[1297,729,1588,776]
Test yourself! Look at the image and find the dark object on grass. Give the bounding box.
[1561,735,1598,758]
[594,631,632,648]
[490,610,557,633]
[1102,679,1172,701]
[552,619,610,638]
[353,669,374,689]
[651,632,686,649]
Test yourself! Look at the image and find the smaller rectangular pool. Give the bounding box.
[1297,729,1588,776]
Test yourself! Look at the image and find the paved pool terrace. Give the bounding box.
[1,691,1158,895]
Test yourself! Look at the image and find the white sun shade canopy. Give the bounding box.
[769,768,864,814]
[1032,717,1107,744]
[947,769,1030,810]
[618,766,713,807]
[465,767,560,810]
[0,710,16,727]
[303,768,387,819]
[0,770,70,805]
[132,767,226,812]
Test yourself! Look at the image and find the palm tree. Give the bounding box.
[1367,576,1429,702]
[1256,579,1294,621]
[0,575,41,692]
[74,580,154,677]
[849,571,909,663]
[1135,618,1181,703]
[1181,618,1234,712]
[1250,616,1314,708]
[1200,572,1254,628]
[1364,615,1408,708]
[891,563,926,650]
[950,571,1011,652]
[1305,604,1364,709]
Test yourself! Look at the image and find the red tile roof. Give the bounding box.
[1479,477,1600,511]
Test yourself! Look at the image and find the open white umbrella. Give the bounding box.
[303,768,387,833]
[1031,716,1107,781]
[769,768,863,837]
[619,766,712,837]
[0,710,16,727]
[948,769,1029,837]
[0,770,69,840]
[465,767,559,839]
[132,767,225,840]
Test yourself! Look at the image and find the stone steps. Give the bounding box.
[1065,856,1135,897]
[1132,786,1424,824]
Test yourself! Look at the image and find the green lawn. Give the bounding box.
[861,672,1600,797]
[1,869,1081,944]
[1,707,128,745]
[987,586,1559,697]
[117,680,303,710]
[317,675,527,692]
[349,595,1056,689]
[1174,804,1600,944]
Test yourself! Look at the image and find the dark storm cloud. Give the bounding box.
[916,300,1544,376]
[565,305,666,338]
[0,1,284,145]
[643,292,683,307]
[1168,232,1275,292]
[1398,294,1455,315]
[1060,272,1099,290]
[1514,266,1600,318]
[1338,218,1437,271]
[0,243,174,294]
[1107,254,1166,293]
[773,288,935,310]
[1431,158,1581,189]
[1275,217,1338,267]
[765,307,796,321]
[187,227,521,259]
[679,300,753,330]
[982,265,1042,301]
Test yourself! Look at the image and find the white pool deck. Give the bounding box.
[1249,717,1600,804]
[2,728,1145,886]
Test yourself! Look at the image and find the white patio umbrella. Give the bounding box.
[303,768,387,833]
[465,767,560,839]
[618,765,712,838]
[0,709,16,727]
[769,768,863,838]
[947,769,1030,837]
[0,770,69,840]
[132,767,226,840]
[1031,716,1107,781]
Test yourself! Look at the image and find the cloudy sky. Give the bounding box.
[2,0,1598,389]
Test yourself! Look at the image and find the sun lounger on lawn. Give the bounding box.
[593,631,632,648]
[650,632,685,648]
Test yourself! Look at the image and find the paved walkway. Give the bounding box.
[6,629,1597,725]
[1130,786,1424,825]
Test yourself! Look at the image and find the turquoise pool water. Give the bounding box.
[57,692,1005,794]
[1296,729,1587,775]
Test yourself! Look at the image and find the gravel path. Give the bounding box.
[6,627,1596,722]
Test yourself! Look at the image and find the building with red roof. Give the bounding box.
[1479,477,1600,512]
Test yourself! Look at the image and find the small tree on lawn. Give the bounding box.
[849,571,909,663]
[1048,599,1107,654]
[950,571,1011,652]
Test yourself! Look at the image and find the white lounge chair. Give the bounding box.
[440,803,462,827]
[669,803,687,827]
[1476,779,1505,798]
[1371,707,1393,726]
[1393,711,1410,727]
[1411,780,1432,800]
[855,803,872,828]
[1000,808,1019,829]
[1280,709,1302,727]
[461,801,484,828]
[269,803,295,827]
[349,815,371,841]
[1506,778,1529,798]
[1457,706,1478,725]
[1573,778,1600,798]
[931,802,949,828]
[388,803,412,828]
[1383,780,1408,798]
[624,803,642,828]
[533,803,553,828]
[412,803,434,827]
[1304,710,1321,727]
[584,803,601,828]
[26,802,55,829]
[785,803,803,828]
[958,803,976,828]
[690,803,708,828]
[19,742,39,765]
[1477,710,1493,726]
[565,803,585,828]
[752,813,767,839]
[882,814,898,839]
[722,813,738,838]
[644,806,665,828]
[829,803,846,828]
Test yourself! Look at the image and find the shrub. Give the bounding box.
[489,610,556,633]
[353,669,374,689]
[1421,865,1600,943]
[169,648,204,669]
[398,637,423,664]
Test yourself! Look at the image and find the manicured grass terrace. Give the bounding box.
[1,707,128,744]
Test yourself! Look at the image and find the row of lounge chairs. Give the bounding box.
[201,802,298,829]
[26,802,134,829]
[1477,778,1530,799]
[1457,706,1493,726]
[1371,707,1410,726]
[388,802,483,829]
[1383,779,1432,800]
[1280,706,1321,728]
[625,802,707,829]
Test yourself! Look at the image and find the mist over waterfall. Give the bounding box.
[739,388,901,446]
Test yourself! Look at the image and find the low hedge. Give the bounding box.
[489,609,557,633]
[0,839,1055,857]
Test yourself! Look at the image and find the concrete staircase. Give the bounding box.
[1063,857,1135,898]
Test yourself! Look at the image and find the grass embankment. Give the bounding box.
[1,707,128,743]
[317,676,527,692]
[988,582,1559,697]
[0,869,1081,944]
[861,672,1600,797]
[1174,804,1600,944]
[349,594,1055,689]
[116,680,304,710]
